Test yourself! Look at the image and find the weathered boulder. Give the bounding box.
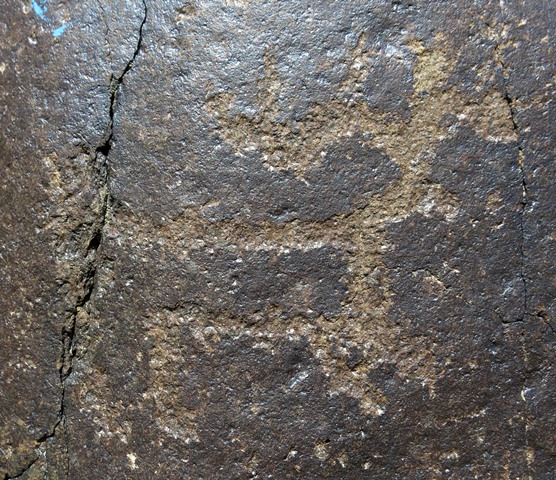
[1,0,554,478]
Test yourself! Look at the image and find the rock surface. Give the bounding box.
[1,0,554,478]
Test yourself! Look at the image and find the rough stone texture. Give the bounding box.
[1,0,554,478]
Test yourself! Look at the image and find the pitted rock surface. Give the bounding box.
[1,0,555,478]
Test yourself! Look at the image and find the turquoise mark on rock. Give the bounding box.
[31,0,48,21]
[52,23,70,37]
[31,0,72,38]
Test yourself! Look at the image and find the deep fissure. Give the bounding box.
[4,3,148,479]
[60,0,148,462]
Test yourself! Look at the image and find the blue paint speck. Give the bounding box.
[31,0,48,21]
[31,0,73,41]
[52,23,70,37]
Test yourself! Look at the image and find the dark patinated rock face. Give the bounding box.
[1,0,554,478]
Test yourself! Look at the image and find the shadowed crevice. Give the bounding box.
[3,3,149,479]
[487,20,528,322]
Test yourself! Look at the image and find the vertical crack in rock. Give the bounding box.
[486,19,538,478]
[3,4,149,479]
[489,25,528,322]
[502,87,528,321]
[62,0,147,467]
[60,0,147,474]
[98,0,147,158]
